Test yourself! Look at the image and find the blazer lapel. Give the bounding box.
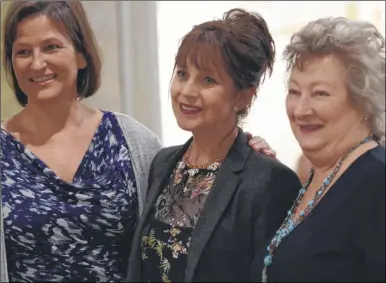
[185,130,250,282]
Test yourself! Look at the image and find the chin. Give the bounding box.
[175,118,199,133]
[297,138,324,152]
[34,86,66,99]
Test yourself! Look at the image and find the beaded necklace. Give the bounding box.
[261,134,376,282]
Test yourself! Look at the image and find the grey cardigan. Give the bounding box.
[0,112,163,282]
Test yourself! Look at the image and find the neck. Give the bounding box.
[20,97,85,134]
[188,124,239,166]
[304,132,377,177]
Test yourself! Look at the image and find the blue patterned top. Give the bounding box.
[1,111,138,282]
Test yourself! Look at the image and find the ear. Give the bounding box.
[236,87,256,111]
[76,52,87,70]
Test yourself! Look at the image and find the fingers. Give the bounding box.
[262,148,277,159]
[248,136,277,159]
[248,136,267,149]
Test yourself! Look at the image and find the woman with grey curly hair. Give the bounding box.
[251,17,385,282]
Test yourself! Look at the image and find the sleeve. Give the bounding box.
[145,148,163,201]
[356,173,385,282]
[1,202,9,282]
[253,165,301,255]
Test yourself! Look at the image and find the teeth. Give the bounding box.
[32,75,55,83]
[182,105,200,111]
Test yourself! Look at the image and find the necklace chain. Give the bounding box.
[261,134,376,282]
[183,146,225,169]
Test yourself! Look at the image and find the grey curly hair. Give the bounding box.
[283,17,385,145]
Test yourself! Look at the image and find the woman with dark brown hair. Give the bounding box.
[127,8,301,282]
[0,2,162,282]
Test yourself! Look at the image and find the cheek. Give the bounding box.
[317,102,343,122]
[170,81,180,101]
[206,93,234,116]
[12,59,26,78]
[285,97,296,120]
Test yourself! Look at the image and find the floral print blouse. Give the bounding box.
[141,159,220,282]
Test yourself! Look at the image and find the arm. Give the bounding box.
[357,174,385,282]
[1,202,9,283]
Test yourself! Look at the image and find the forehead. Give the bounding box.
[14,14,70,44]
[175,32,230,79]
[290,54,347,89]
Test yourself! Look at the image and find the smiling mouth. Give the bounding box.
[299,125,323,133]
[30,74,57,84]
[180,104,202,114]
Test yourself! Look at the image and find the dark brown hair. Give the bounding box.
[174,8,276,119]
[2,1,101,107]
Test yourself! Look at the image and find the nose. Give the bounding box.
[181,79,199,99]
[30,51,47,70]
[293,94,314,119]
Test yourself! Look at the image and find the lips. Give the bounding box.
[180,103,202,115]
[30,74,57,84]
[299,125,323,133]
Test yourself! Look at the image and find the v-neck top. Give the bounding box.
[1,111,139,282]
[252,145,385,282]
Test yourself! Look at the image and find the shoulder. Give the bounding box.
[242,151,302,202]
[112,111,161,143]
[112,111,163,156]
[369,144,385,167]
[111,111,163,173]
[246,150,300,182]
[152,144,184,165]
[358,145,385,197]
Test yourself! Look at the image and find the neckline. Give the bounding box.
[280,144,381,243]
[1,111,109,185]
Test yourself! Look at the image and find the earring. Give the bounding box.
[234,107,238,112]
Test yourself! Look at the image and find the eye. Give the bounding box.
[204,76,216,84]
[176,70,187,79]
[288,88,300,95]
[45,44,60,52]
[15,49,31,56]
[315,91,330,97]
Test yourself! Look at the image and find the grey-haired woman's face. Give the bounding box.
[286,54,367,152]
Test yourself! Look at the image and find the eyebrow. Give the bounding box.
[310,80,337,89]
[289,78,337,89]
[13,37,64,47]
[288,78,300,86]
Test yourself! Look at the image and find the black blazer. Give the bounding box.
[127,130,301,282]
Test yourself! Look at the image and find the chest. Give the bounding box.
[267,211,362,282]
[2,128,139,244]
[27,133,97,183]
